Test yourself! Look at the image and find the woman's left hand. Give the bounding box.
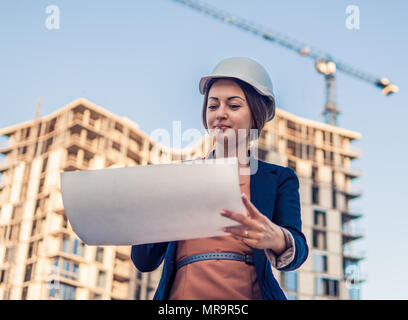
[220,193,286,255]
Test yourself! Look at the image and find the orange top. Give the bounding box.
[168,161,263,300]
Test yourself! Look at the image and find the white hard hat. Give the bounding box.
[199,57,276,121]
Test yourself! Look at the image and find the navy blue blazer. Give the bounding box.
[131,157,308,300]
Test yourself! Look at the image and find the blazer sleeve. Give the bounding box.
[270,166,309,271]
[131,242,169,272]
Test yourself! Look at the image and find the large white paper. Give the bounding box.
[60,157,246,246]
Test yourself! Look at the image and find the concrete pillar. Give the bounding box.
[83,109,90,125]
[77,149,84,166]
[80,129,87,145]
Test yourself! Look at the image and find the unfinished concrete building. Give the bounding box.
[0,98,364,299]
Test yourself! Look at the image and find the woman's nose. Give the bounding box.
[215,104,228,119]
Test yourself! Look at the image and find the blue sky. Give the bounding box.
[1,0,407,299]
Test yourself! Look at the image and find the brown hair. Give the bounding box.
[201,77,274,141]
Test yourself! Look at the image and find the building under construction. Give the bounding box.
[0,97,364,300]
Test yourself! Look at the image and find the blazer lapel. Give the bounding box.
[249,155,279,287]
[250,156,278,221]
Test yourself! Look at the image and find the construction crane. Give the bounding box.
[171,0,399,126]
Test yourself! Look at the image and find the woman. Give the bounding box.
[131,57,308,300]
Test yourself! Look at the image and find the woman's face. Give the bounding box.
[206,79,253,153]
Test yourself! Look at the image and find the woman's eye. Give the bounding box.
[208,105,240,109]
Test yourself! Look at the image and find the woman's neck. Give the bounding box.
[211,146,251,168]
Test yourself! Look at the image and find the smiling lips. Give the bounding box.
[215,125,231,131]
